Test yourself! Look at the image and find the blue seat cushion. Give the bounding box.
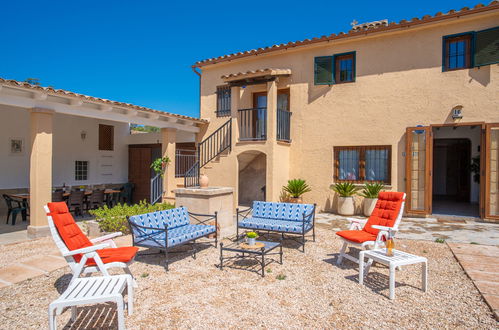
[239,217,312,234]
[129,206,190,230]
[133,224,215,249]
[252,201,315,222]
[168,224,215,247]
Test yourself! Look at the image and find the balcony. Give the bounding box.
[237,107,291,142]
[277,109,292,142]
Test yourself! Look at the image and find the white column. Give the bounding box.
[28,108,54,238]
[161,128,176,203]
[265,80,279,201]
[230,86,240,143]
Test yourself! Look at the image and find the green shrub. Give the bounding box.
[151,156,171,177]
[435,238,446,244]
[358,182,384,199]
[283,179,312,198]
[330,182,360,197]
[89,200,174,234]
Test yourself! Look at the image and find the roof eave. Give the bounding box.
[193,2,499,68]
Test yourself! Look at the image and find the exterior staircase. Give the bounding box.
[184,118,232,187]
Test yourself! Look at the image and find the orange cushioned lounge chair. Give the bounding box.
[45,202,138,283]
[336,192,406,265]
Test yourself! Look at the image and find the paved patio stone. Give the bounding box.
[449,243,499,320]
[447,243,499,257]
[466,270,498,282]
[22,255,67,273]
[475,281,499,296]
[318,213,499,245]
[0,264,45,284]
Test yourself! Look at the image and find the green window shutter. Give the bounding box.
[474,26,499,67]
[314,56,333,85]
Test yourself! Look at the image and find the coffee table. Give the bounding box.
[219,239,283,277]
[359,249,428,300]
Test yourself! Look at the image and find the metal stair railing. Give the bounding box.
[150,173,163,204]
[184,118,232,187]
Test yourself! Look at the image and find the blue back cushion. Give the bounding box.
[252,201,314,222]
[129,206,190,231]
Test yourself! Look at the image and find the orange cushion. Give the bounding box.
[336,230,377,243]
[363,192,405,236]
[48,202,93,252]
[48,202,138,265]
[85,246,139,266]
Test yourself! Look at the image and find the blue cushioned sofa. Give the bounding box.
[127,206,217,270]
[237,201,316,252]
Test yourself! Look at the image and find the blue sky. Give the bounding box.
[1,0,481,118]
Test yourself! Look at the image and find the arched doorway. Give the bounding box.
[237,151,266,206]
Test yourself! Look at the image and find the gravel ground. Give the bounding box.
[0,237,58,268]
[0,226,496,329]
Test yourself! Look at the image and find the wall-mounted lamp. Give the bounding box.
[80,130,87,141]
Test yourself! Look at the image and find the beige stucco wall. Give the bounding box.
[198,12,499,212]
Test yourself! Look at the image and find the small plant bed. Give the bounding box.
[89,200,174,234]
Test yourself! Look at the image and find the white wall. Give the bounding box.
[432,125,481,203]
[0,105,30,188]
[0,104,129,189]
[52,113,129,187]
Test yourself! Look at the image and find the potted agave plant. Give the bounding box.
[330,182,360,216]
[282,179,312,203]
[246,231,258,245]
[359,182,384,216]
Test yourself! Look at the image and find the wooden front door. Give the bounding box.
[406,126,433,215]
[484,123,499,220]
[432,138,471,202]
[252,92,267,139]
[128,147,152,203]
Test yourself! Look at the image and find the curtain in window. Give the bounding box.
[277,94,289,111]
[365,149,388,181]
[338,150,359,180]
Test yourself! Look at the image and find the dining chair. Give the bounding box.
[2,194,28,225]
[119,183,134,205]
[87,189,105,210]
[52,191,65,202]
[68,191,85,216]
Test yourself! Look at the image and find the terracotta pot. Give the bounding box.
[338,196,355,216]
[363,198,378,216]
[199,174,209,188]
[289,197,302,204]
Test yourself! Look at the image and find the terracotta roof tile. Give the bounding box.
[0,77,207,123]
[193,1,499,68]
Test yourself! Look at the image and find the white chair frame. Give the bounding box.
[336,193,406,266]
[44,205,135,284]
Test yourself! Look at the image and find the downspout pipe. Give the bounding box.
[191,66,202,119]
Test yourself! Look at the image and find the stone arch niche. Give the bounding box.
[237,150,267,206]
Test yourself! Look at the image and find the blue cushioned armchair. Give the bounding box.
[127,206,217,270]
[237,201,316,252]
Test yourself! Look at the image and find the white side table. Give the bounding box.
[359,249,428,300]
[48,274,133,330]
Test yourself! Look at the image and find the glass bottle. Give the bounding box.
[386,229,394,257]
